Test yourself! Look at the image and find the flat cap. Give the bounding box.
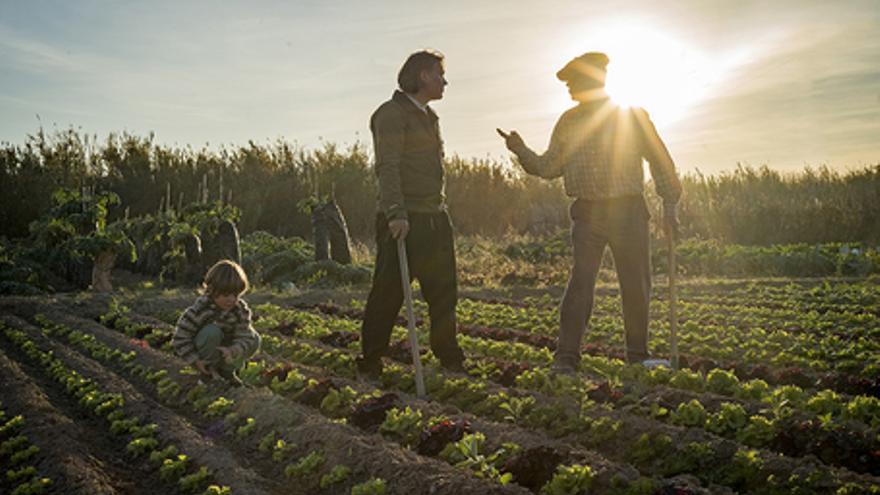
[556,51,610,82]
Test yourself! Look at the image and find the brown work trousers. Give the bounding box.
[556,195,652,365]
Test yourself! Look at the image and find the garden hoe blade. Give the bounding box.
[397,237,427,397]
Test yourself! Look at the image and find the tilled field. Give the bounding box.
[0,278,878,494]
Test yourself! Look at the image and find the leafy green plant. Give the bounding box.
[258,431,278,453]
[835,482,880,495]
[200,486,231,495]
[10,477,52,495]
[272,439,296,462]
[0,435,28,456]
[844,395,880,427]
[149,445,180,467]
[6,465,37,483]
[706,369,741,396]
[715,448,764,490]
[157,377,182,401]
[706,403,748,436]
[129,423,159,438]
[351,477,387,495]
[735,379,769,401]
[540,464,595,495]
[159,455,190,482]
[736,415,775,447]
[670,399,707,427]
[179,466,211,494]
[628,432,672,466]
[499,395,536,425]
[643,366,673,386]
[186,383,208,404]
[285,450,325,479]
[609,476,655,495]
[236,417,257,438]
[379,407,423,447]
[661,441,714,476]
[576,416,621,447]
[668,369,704,392]
[806,389,843,416]
[764,385,807,410]
[270,371,307,395]
[320,464,351,489]
[0,415,24,438]
[205,397,235,418]
[238,360,267,384]
[110,417,141,435]
[439,432,513,484]
[320,386,359,418]
[126,436,159,457]
[10,445,39,465]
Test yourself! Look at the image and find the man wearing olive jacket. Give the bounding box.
[357,49,466,377]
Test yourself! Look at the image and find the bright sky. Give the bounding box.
[1,0,878,174]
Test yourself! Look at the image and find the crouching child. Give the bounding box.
[173,259,261,386]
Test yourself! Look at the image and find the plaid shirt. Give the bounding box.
[514,99,682,207]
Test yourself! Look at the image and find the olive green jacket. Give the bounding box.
[370,90,446,221]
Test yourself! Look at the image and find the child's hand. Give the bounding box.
[217,347,234,362]
[194,360,211,375]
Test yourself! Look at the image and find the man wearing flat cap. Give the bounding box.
[498,51,682,373]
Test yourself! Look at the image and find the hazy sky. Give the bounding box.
[1,0,878,175]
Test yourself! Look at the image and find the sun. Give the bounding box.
[554,23,724,127]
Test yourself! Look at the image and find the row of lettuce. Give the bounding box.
[101,298,879,494]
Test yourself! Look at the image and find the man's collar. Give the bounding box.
[393,90,435,117]
[404,92,429,113]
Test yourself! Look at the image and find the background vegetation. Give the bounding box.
[3,127,879,246]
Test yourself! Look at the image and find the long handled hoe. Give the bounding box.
[667,224,680,370]
[397,237,427,397]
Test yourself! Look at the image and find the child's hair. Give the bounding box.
[202,260,249,297]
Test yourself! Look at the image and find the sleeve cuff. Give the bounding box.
[386,205,408,221]
[511,142,531,157]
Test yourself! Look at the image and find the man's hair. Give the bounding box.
[397,49,444,94]
[202,259,249,297]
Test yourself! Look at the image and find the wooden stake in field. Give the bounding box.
[667,224,680,370]
[397,237,426,397]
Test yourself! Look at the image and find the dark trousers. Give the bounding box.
[557,196,652,364]
[195,324,243,373]
[361,211,464,365]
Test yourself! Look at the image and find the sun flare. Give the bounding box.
[554,23,725,127]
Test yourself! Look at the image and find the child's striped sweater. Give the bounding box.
[173,295,260,364]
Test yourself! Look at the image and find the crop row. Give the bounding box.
[122,298,880,494]
[88,295,880,493]
[0,402,52,495]
[278,301,880,436]
[254,315,880,493]
[112,296,877,478]
[88,299,720,494]
[28,312,413,495]
[309,297,880,399]
[266,303,880,477]
[445,297,879,381]
[0,320,229,495]
[475,280,880,315]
